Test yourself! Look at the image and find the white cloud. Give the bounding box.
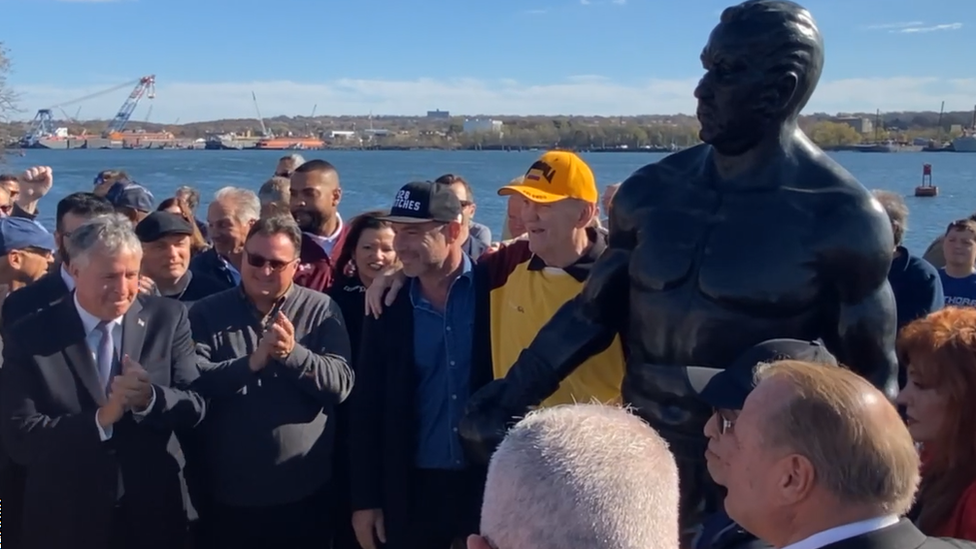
[862,21,923,30]
[894,22,962,33]
[10,76,976,123]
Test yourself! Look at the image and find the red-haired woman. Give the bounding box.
[897,306,976,540]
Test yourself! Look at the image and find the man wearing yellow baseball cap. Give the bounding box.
[498,150,600,205]
[490,150,624,408]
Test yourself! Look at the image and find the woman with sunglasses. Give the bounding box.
[684,339,837,549]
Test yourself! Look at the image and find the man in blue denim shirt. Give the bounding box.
[350,181,488,549]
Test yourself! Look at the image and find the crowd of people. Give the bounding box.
[0,144,972,549]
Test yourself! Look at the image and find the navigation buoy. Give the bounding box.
[915,164,938,197]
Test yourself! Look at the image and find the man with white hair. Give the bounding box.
[190,186,261,291]
[1,213,205,549]
[469,404,679,549]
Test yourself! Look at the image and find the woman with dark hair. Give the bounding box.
[158,197,209,256]
[326,209,397,549]
[897,306,976,540]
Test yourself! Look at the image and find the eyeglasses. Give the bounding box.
[714,408,736,435]
[245,251,295,271]
[459,200,473,208]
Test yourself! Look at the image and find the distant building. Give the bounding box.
[329,130,357,139]
[427,109,451,119]
[831,116,873,135]
[463,118,503,134]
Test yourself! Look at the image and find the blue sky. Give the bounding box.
[5,0,975,122]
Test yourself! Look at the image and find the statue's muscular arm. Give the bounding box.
[505,171,639,399]
[820,191,899,399]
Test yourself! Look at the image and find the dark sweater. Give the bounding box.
[188,284,354,507]
[888,246,943,329]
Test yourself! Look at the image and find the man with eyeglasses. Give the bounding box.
[0,217,56,315]
[187,214,353,549]
[684,339,836,549]
[435,174,492,260]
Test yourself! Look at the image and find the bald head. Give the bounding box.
[752,360,918,512]
[476,404,679,549]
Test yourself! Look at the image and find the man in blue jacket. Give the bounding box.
[872,190,943,330]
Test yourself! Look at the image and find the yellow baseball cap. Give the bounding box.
[498,150,598,204]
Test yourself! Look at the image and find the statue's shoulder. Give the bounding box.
[794,149,892,258]
[620,144,709,192]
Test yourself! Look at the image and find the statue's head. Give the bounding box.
[694,0,824,155]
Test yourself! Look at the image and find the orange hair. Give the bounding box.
[897,306,976,532]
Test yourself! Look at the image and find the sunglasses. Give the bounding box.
[245,251,295,271]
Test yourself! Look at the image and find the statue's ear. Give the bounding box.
[759,71,799,117]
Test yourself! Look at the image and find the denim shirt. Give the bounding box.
[410,254,476,470]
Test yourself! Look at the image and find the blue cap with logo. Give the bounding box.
[108,183,155,212]
[0,217,56,254]
[684,339,838,411]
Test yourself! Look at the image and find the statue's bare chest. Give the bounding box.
[628,189,823,311]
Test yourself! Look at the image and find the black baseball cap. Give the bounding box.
[135,211,194,243]
[379,181,462,224]
[685,339,838,411]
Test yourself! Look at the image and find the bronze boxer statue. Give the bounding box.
[459,0,899,537]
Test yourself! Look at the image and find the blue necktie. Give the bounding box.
[96,320,114,391]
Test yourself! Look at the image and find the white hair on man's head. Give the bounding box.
[65,213,143,269]
[481,404,679,549]
[213,186,261,224]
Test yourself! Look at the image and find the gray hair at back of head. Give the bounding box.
[65,212,143,268]
[871,189,908,247]
[214,186,261,224]
[283,153,305,167]
[258,176,291,205]
[481,404,680,549]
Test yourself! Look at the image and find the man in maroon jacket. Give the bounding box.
[289,160,349,292]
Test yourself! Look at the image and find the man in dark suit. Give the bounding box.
[715,358,971,549]
[0,192,114,549]
[1,191,114,327]
[1,213,205,549]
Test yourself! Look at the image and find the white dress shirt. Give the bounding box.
[780,515,899,549]
[304,213,344,256]
[73,294,155,441]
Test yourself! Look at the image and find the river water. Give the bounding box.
[3,149,974,253]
